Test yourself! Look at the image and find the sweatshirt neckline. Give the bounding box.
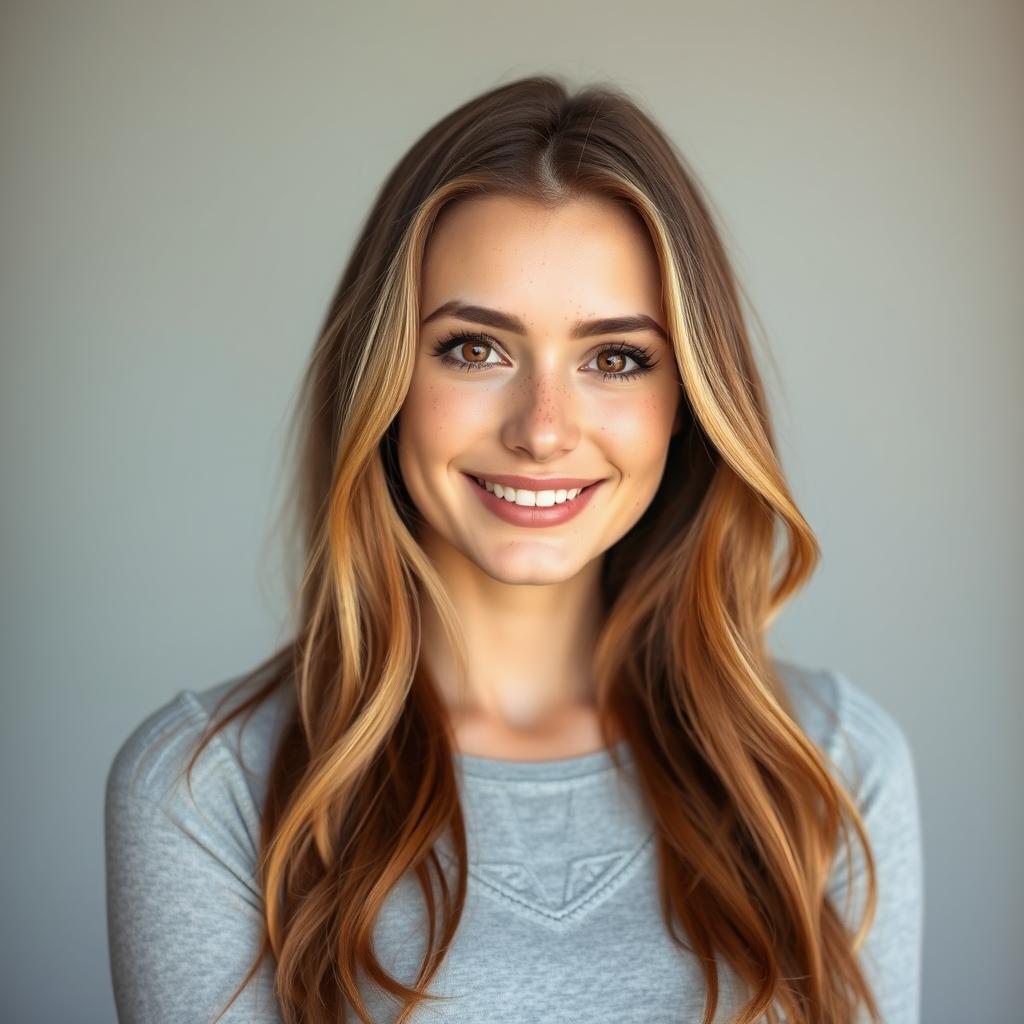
[454,737,634,781]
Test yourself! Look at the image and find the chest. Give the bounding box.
[357,773,763,1023]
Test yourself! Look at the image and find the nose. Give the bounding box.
[498,362,581,462]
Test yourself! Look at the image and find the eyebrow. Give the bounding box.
[420,300,668,342]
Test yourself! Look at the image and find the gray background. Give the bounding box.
[2,1,1020,1021]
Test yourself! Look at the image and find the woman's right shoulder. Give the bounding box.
[105,670,298,820]
[105,672,295,1022]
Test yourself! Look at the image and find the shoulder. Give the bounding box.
[104,673,295,1022]
[771,656,917,801]
[772,656,923,916]
[105,670,297,823]
[770,664,924,1019]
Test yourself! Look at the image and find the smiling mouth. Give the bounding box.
[466,471,598,503]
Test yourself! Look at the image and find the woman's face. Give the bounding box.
[398,193,683,584]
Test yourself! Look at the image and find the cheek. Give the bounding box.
[399,376,493,463]
[593,390,676,467]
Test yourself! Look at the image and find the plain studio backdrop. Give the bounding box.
[1,2,1020,1021]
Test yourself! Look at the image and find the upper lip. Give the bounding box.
[464,471,603,491]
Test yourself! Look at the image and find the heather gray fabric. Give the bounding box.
[104,660,923,1023]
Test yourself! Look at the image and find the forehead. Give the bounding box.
[419,194,663,327]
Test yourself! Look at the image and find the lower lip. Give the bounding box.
[462,473,605,528]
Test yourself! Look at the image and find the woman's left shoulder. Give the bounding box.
[771,660,925,1021]
[771,657,917,797]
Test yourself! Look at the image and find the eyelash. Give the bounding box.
[430,330,659,383]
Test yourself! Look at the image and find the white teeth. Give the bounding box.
[475,477,584,507]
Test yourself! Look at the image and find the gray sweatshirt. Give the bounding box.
[104,660,923,1023]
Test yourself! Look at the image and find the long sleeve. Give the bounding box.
[104,692,285,1024]
[824,670,925,1024]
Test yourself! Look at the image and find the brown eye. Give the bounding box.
[589,343,658,382]
[431,331,502,373]
[596,352,627,373]
[459,340,491,364]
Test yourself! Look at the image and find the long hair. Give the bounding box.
[181,74,880,1024]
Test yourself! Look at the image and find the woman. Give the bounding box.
[105,75,923,1024]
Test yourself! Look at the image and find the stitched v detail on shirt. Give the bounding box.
[467,831,655,927]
